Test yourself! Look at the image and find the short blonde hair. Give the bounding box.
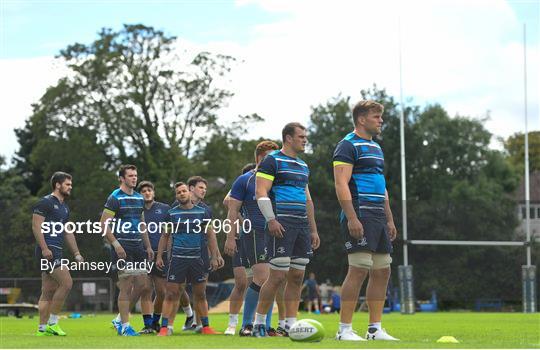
[352,100,384,125]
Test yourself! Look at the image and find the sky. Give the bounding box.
[1,0,539,163]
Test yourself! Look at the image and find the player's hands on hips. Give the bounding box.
[387,221,398,241]
[311,231,320,250]
[115,245,127,259]
[348,217,364,239]
[156,256,164,269]
[42,248,53,260]
[224,237,237,257]
[146,248,154,261]
[267,219,285,238]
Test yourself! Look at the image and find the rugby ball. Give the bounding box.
[288,319,325,342]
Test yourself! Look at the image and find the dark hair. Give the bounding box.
[50,171,72,190]
[118,164,137,178]
[241,163,257,174]
[282,122,306,142]
[352,100,384,126]
[187,176,208,188]
[174,181,187,189]
[137,180,154,192]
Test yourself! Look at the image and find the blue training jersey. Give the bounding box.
[257,150,310,228]
[166,204,212,258]
[144,201,171,251]
[230,169,266,232]
[103,188,145,241]
[32,194,69,249]
[333,132,386,217]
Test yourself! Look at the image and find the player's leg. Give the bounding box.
[45,265,73,336]
[178,288,195,330]
[36,272,57,336]
[134,274,154,333]
[151,274,167,330]
[191,259,220,334]
[364,223,398,341]
[117,274,139,335]
[252,228,294,337]
[275,282,287,335]
[225,265,247,335]
[158,281,182,336]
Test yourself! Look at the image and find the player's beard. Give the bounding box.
[179,198,190,206]
[60,189,71,198]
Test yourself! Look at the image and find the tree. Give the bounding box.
[15,24,236,190]
[504,131,540,173]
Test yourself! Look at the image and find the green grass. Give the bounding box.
[1,312,539,348]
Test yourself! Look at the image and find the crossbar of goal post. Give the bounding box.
[398,239,537,314]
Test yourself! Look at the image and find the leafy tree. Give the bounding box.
[503,131,540,173]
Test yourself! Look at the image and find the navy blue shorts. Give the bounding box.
[340,214,393,254]
[265,226,313,260]
[167,256,206,284]
[232,238,250,268]
[149,251,168,278]
[201,241,211,273]
[35,245,63,272]
[111,240,147,274]
[242,229,267,266]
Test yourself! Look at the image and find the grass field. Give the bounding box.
[1,312,539,348]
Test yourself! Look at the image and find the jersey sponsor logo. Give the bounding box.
[358,237,368,246]
[156,209,162,214]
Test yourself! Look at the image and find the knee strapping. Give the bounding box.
[348,252,373,269]
[290,257,309,271]
[372,254,392,269]
[269,257,290,271]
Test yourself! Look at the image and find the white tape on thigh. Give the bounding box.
[348,251,373,269]
[269,257,290,271]
[372,254,392,269]
[290,257,309,271]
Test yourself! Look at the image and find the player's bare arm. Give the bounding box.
[256,175,285,238]
[334,164,364,239]
[305,185,320,250]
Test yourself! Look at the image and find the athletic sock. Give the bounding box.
[48,314,59,325]
[38,324,47,332]
[121,322,130,332]
[182,305,193,318]
[228,314,238,327]
[114,313,121,322]
[368,322,381,333]
[278,319,286,329]
[265,303,273,330]
[285,317,296,330]
[152,313,161,324]
[242,282,260,327]
[339,322,352,333]
[201,316,209,327]
[254,312,266,326]
[161,318,169,328]
[143,314,152,327]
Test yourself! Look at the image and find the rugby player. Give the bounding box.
[224,141,290,336]
[333,100,398,341]
[138,181,170,333]
[156,182,221,335]
[252,123,320,337]
[100,165,154,336]
[33,172,83,336]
